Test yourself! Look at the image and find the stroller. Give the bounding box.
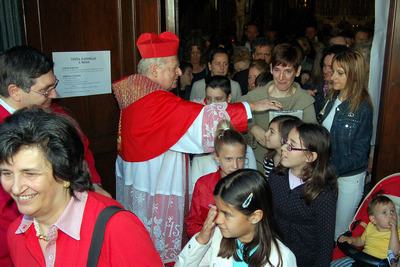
[332,173,400,267]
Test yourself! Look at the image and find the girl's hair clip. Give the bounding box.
[242,193,253,208]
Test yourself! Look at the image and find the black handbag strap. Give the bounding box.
[87,205,123,267]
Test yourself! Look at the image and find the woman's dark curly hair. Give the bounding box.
[0,107,92,196]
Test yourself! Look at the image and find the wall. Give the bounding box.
[372,0,400,181]
[21,0,160,196]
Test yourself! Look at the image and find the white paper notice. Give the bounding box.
[52,51,111,98]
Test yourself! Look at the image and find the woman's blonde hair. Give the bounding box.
[327,49,372,112]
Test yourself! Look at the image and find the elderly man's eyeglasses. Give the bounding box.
[31,79,59,97]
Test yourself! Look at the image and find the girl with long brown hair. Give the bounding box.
[319,48,373,239]
[269,123,337,267]
[176,169,296,267]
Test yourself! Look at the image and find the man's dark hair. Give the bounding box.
[205,75,231,96]
[320,45,349,69]
[0,46,54,97]
[252,37,273,53]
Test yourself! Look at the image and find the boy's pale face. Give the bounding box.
[214,143,246,177]
[205,87,230,104]
[370,202,397,231]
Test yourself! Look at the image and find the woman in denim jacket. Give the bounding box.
[319,48,373,239]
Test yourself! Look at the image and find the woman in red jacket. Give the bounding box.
[0,107,162,267]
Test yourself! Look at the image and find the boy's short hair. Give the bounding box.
[205,75,231,96]
[251,37,273,53]
[271,43,303,70]
[368,195,394,216]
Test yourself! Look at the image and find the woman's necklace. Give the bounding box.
[33,218,50,242]
[338,91,347,102]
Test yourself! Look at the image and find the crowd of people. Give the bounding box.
[0,20,393,267]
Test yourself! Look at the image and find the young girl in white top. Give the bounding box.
[175,169,297,267]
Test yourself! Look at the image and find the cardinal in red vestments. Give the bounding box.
[112,31,281,264]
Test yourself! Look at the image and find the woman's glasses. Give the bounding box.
[281,138,311,152]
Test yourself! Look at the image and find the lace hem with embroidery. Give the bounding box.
[116,175,184,263]
[201,102,231,153]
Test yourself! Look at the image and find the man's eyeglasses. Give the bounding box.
[31,79,59,97]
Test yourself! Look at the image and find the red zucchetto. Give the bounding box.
[136,32,179,59]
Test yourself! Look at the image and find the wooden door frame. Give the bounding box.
[372,0,400,182]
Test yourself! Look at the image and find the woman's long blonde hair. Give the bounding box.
[327,48,372,112]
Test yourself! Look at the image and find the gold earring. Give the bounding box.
[63,181,70,189]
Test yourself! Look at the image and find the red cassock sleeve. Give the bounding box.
[226,102,248,133]
[120,90,202,162]
[120,91,248,162]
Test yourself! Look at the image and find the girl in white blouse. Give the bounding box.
[175,169,297,267]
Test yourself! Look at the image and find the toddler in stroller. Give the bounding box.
[331,173,400,267]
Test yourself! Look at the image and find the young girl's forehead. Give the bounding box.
[215,196,235,210]
[218,142,246,151]
[375,201,395,208]
[269,121,279,128]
